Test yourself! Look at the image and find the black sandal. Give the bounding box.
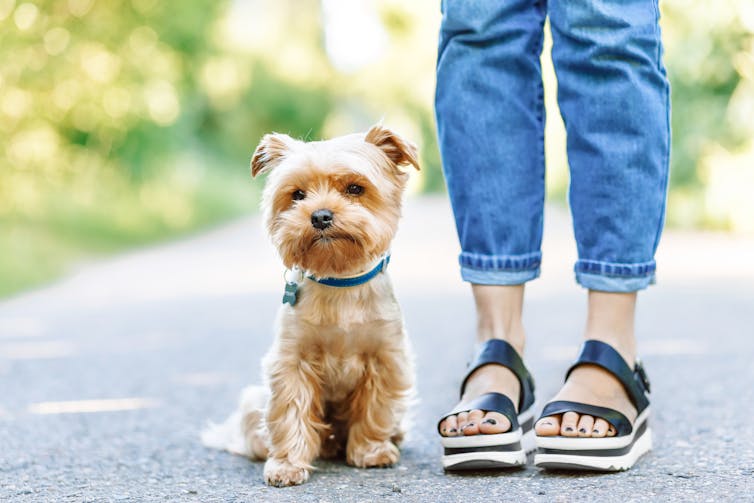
[534,339,652,471]
[437,339,536,470]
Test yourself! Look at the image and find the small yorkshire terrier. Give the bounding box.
[202,125,419,487]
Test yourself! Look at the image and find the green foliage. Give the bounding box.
[663,1,750,185]
[661,1,754,230]
[1,0,752,297]
[0,0,339,296]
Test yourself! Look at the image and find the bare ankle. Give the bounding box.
[582,332,636,365]
[477,324,526,355]
[472,284,526,354]
[584,290,637,364]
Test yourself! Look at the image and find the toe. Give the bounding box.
[560,411,579,436]
[591,418,609,437]
[577,415,594,437]
[534,415,561,436]
[461,410,484,436]
[456,411,469,432]
[439,419,448,437]
[444,415,459,436]
[479,411,511,434]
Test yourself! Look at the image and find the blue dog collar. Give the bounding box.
[308,255,390,287]
[282,255,390,306]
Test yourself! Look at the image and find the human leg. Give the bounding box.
[535,0,669,459]
[436,0,548,287]
[435,0,547,439]
[550,0,671,293]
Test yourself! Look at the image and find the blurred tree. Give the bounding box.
[661,0,754,232]
[1,0,752,297]
[0,0,339,295]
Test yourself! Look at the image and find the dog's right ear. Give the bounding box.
[250,133,299,178]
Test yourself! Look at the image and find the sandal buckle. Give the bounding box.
[634,358,651,394]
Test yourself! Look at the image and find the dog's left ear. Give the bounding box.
[365,125,420,171]
[250,133,299,178]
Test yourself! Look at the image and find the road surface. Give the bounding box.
[1,196,753,502]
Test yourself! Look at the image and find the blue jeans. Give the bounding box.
[435,0,671,292]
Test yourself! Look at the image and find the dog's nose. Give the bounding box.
[311,209,334,230]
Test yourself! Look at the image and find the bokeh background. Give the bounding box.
[2,0,753,297]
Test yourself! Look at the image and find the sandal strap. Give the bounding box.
[460,339,535,412]
[539,400,632,436]
[437,392,518,435]
[566,340,650,414]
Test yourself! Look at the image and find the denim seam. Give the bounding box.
[650,0,671,256]
[576,271,655,279]
[534,12,547,253]
[462,266,541,286]
[575,259,656,278]
[651,83,670,254]
[574,271,655,293]
[460,251,542,272]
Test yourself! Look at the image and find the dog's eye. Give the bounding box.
[345,184,364,196]
[292,189,306,201]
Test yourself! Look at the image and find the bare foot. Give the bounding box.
[536,291,640,438]
[439,358,521,437]
[534,363,637,438]
[440,285,526,437]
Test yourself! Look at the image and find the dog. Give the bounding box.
[202,125,419,487]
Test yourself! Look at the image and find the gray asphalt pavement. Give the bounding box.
[1,196,753,502]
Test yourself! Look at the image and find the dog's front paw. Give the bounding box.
[264,458,310,487]
[347,440,400,468]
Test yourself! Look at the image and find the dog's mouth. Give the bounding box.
[312,230,363,253]
[313,232,360,245]
[296,231,370,276]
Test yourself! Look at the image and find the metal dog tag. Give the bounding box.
[282,281,298,306]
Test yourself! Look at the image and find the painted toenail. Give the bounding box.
[593,430,600,435]
[448,428,457,433]
[564,427,574,432]
[579,428,587,434]
[462,423,475,429]
[482,418,497,425]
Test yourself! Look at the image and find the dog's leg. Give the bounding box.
[263,359,325,487]
[346,345,413,468]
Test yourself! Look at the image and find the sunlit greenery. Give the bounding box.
[1,0,752,297]
[661,0,754,232]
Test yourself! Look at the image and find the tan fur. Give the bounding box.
[243,125,418,487]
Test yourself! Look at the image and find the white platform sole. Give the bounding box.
[534,426,652,471]
[441,408,536,470]
[442,429,536,470]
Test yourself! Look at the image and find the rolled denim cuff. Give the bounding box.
[574,259,656,292]
[459,251,541,285]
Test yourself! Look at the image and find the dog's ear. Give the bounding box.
[250,133,299,178]
[364,124,420,171]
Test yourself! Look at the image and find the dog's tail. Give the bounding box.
[201,385,269,459]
